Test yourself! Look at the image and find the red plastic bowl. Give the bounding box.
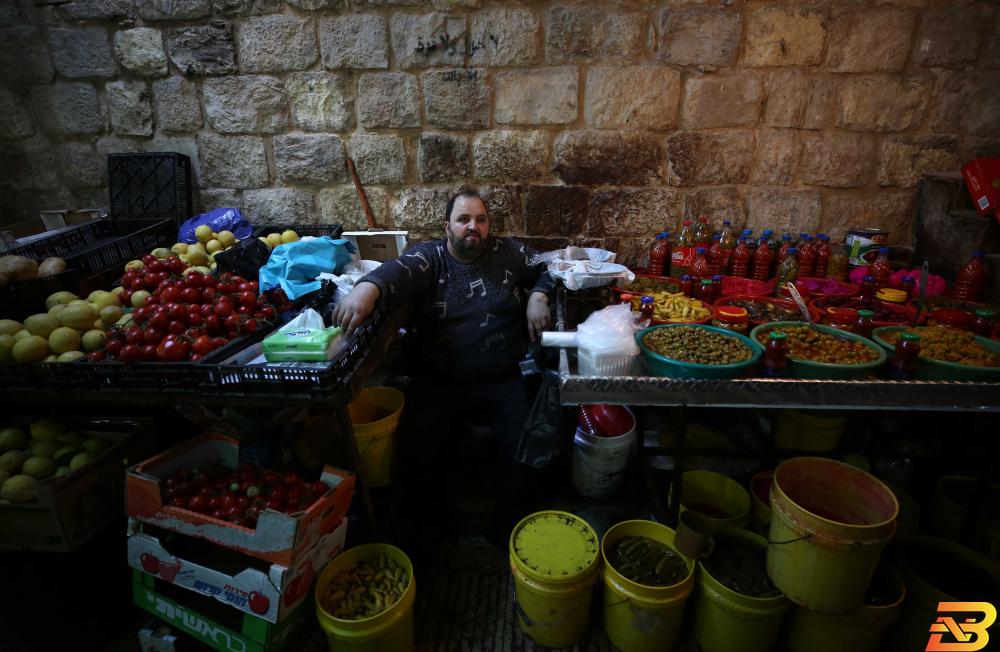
[810,296,921,327]
[720,276,771,297]
[772,277,859,298]
[714,294,819,326]
[927,307,975,330]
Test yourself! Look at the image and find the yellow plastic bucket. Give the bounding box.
[315,543,416,652]
[692,530,790,652]
[509,510,600,648]
[669,470,752,534]
[601,520,695,652]
[782,564,904,652]
[767,457,898,613]
[750,470,774,534]
[773,410,846,452]
[348,387,404,488]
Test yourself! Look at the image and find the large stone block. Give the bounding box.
[0,27,53,86]
[585,66,681,130]
[655,8,742,67]
[496,67,577,126]
[751,129,796,186]
[747,189,822,236]
[681,74,763,129]
[167,23,236,76]
[665,131,754,186]
[287,0,339,9]
[523,186,588,236]
[274,134,346,186]
[212,0,281,17]
[479,185,521,234]
[838,76,930,132]
[97,136,143,159]
[393,187,453,233]
[31,84,103,135]
[319,15,388,70]
[199,188,240,214]
[877,136,960,187]
[764,70,810,128]
[390,13,466,69]
[470,8,540,67]
[107,80,152,137]
[473,130,548,182]
[114,28,167,77]
[204,76,287,134]
[423,69,490,129]
[0,88,34,139]
[803,75,842,130]
[50,28,116,79]
[913,8,984,67]
[590,188,681,238]
[349,135,406,185]
[417,133,468,181]
[799,132,875,188]
[243,188,316,225]
[153,77,202,133]
[285,72,353,132]
[825,10,914,72]
[820,190,916,245]
[745,7,826,67]
[239,15,317,73]
[357,73,420,129]
[554,131,665,187]
[138,0,210,20]
[60,0,133,21]
[683,188,746,227]
[319,186,390,232]
[546,7,645,63]
[983,27,1000,69]
[143,137,202,186]
[0,136,61,191]
[930,71,1000,137]
[60,142,102,189]
[198,134,268,189]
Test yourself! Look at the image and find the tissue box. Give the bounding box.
[262,326,342,362]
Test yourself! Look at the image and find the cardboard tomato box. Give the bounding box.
[126,433,355,566]
[127,516,347,624]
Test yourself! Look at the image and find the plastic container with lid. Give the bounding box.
[762,331,789,377]
[640,295,655,324]
[752,236,774,282]
[855,309,875,339]
[870,247,892,288]
[713,306,749,335]
[680,274,694,297]
[899,276,915,300]
[876,288,908,304]
[671,220,695,278]
[972,309,995,337]
[796,236,816,278]
[708,235,724,276]
[695,278,714,304]
[890,332,920,380]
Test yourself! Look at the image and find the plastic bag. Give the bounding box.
[515,368,569,469]
[318,260,383,300]
[548,260,635,291]
[178,208,254,244]
[262,308,342,362]
[258,237,356,300]
[213,237,272,278]
[530,246,617,266]
[576,304,639,356]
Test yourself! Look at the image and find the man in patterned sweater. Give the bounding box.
[333,188,555,549]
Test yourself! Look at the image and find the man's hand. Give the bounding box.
[526,291,551,342]
[332,281,381,336]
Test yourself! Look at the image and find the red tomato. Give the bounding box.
[191,335,214,355]
[168,303,188,321]
[119,344,143,364]
[181,287,201,304]
[186,494,208,514]
[106,339,125,357]
[208,496,222,510]
[187,313,204,328]
[238,290,257,307]
[244,319,258,333]
[214,300,234,318]
[225,314,243,333]
[310,481,328,496]
[269,486,288,502]
[86,350,106,362]
[263,472,282,486]
[168,320,186,335]
[236,495,250,508]
[189,353,204,362]
[287,488,303,505]
[211,509,227,520]
[284,472,301,485]
[212,336,228,349]
[119,290,132,305]
[201,287,217,303]
[200,304,214,318]
[142,344,158,361]
[157,338,190,362]
[205,315,223,334]
[149,312,170,332]
[169,496,188,509]
[220,492,238,509]
[265,497,285,511]
[184,272,204,288]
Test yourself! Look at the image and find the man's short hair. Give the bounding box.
[445,188,485,222]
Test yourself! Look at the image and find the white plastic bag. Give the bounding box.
[319,259,383,299]
[548,260,635,291]
[576,304,639,356]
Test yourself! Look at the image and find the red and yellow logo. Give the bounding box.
[926,602,997,651]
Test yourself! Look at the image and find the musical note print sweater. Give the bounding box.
[360,236,555,382]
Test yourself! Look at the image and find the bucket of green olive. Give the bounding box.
[749,321,886,379]
[636,324,763,379]
[871,326,1000,381]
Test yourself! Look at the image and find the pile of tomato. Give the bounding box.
[755,326,881,365]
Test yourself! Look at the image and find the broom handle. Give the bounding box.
[346,157,377,230]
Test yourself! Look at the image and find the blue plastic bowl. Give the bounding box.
[636,324,763,379]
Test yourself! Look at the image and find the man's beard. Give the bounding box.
[447,228,487,258]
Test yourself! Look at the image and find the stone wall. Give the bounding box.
[1,0,999,263]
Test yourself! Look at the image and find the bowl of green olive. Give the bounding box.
[636,324,763,379]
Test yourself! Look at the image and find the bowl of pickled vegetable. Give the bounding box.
[714,294,820,326]
[749,321,887,379]
[810,296,921,327]
[637,324,763,379]
[871,326,1000,381]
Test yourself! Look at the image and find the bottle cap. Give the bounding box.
[901,332,920,342]
[975,309,994,318]
[879,247,890,254]
[700,279,713,286]
[696,247,706,254]
[902,275,913,282]
[738,235,746,241]
[712,234,721,241]
[788,247,798,254]
[973,250,984,257]
[864,275,875,282]
[654,233,665,240]
[722,220,731,226]
[876,288,908,303]
[619,293,634,301]
[769,331,787,340]
[681,274,693,281]
[640,295,654,304]
[857,309,875,318]
[742,229,753,235]
[783,233,792,241]
[818,233,828,240]
[712,274,723,282]
[803,234,813,241]
[763,229,773,236]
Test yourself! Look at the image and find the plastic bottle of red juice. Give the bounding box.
[691,247,710,280]
[814,234,831,278]
[707,234,724,276]
[648,233,670,276]
[797,235,816,277]
[731,236,751,278]
[870,247,892,288]
[752,237,775,281]
[953,251,987,302]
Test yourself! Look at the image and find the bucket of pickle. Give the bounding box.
[714,294,820,327]
[748,321,886,379]
[870,325,1000,381]
[636,324,763,379]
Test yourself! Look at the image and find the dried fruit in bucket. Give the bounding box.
[643,326,752,365]
[321,555,409,621]
[609,536,689,587]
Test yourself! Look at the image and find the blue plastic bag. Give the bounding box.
[178,207,254,244]
[259,237,356,300]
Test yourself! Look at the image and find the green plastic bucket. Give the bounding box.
[782,564,904,652]
[767,457,898,613]
[692,530,790,652]
[893,535,1000,652]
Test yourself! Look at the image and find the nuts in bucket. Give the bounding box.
[320,554,410,620]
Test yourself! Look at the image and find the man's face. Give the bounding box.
[445,195,489,259]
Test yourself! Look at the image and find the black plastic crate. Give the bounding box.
[108,153,192,223]
[0,270,82,321]
[252,224,343,240]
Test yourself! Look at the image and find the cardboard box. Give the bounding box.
[133,568,316,652]
[127,517,347,624]
[962,157,1000,219]
[341,231,408,262]
[0,420,155,552]
[126,433,355,566]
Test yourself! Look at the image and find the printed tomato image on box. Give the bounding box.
[127,517,348,623]
[126,433,355,566]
